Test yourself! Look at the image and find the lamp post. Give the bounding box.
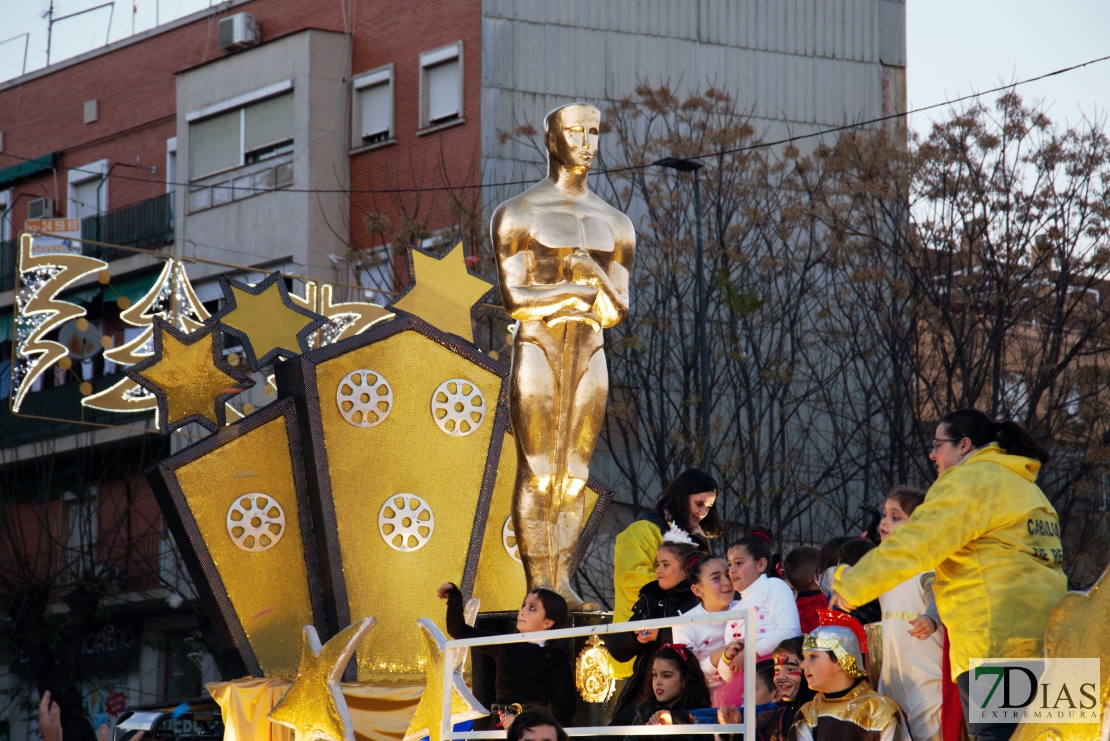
[654,157,709,464]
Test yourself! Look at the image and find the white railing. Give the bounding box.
[441,608,756,739]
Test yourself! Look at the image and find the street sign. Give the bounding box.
[25,218,82,256]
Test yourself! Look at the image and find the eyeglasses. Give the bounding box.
[930,437,961,452]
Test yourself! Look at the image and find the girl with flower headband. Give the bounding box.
[607,537,701,725]
[709,529,801,708]
[626,643,712,741]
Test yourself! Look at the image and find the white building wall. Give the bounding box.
[481,0,906,190]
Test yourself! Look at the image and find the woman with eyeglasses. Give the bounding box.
[827,408,1067,741]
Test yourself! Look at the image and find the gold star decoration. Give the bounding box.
[388,240,494,343]
[126,317,254,434]
[213,272,326,370]
[404,618,488,741]
[269,618,377,741]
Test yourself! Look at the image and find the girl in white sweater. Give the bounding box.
[670,554,740,697]
[715,529,801,706]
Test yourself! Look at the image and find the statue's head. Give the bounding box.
[544,103,601,172]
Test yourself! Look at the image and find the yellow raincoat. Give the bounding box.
[611,517,666,677]
[836,443,1067,680]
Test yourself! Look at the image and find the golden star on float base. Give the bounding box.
[269,618,377,741]
[128,318,252,433]
[389,241,494,343]
[404,618,488,741]
[216,271,325,369]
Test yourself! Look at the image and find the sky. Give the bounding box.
[0,0,1107,133]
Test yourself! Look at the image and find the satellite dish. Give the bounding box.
[59,320,103,359]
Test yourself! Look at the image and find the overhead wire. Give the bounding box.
[0,51,1108,198]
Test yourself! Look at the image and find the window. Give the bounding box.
[0,190,10,242]
[188,81,295,180]
[67,159,108,220]
[419,42,463,129]
[166,137,177,193]
[352,65,394,148]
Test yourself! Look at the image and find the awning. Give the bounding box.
[109,271,160,304]
[0,309,11,343]
[0,153,59,189]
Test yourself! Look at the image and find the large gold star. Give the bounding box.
[404,618,488,741]
[215,271,326,369]
[269,619,377,741]
[389,241,494,343]
[127,318,253,434]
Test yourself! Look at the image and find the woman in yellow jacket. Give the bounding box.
[831,409,1067,741]
[611,469,721,680]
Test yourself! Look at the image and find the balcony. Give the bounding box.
[81,192,174,261]
[1,372,154,449]
[0,194,174,293]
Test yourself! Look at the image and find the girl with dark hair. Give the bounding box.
[714,529,800,707]
[671,555,739,697]
[438,583,575,727]
[831,409,1067,741]
[607,539,701,724]
[625,643,712,741]
[612,469,720,681]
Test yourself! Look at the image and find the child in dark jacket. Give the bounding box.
[438,582,576,727]
[608,537,701,724]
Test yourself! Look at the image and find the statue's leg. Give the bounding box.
[509,341,557,592]
[552,344,608,609]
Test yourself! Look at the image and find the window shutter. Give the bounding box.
[360,83,392,139]
[244,93,294,153]
[72,179,103,219]
[191,109,240,179]
[426,59,460,124]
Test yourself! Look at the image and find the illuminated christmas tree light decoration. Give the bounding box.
[82,259,210,413]
[11,234,109,412]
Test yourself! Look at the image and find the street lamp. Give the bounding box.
[654,157,709,463]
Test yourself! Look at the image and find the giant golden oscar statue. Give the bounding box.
[492,103,635,608]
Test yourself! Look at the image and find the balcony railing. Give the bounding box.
[1,372,154,448]
[81,192,174,261]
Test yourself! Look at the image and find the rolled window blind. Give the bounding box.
[191,109,240,179]
[360,82,392,139]
[426,59,460,124]
[244,93,294,153]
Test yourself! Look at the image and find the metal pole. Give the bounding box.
[744,608,756,741]
[693,170,709,464]
[441,645,454,741]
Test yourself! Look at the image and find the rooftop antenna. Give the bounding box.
[45,0,116,66]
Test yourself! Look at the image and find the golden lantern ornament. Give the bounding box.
[575,636,615,703]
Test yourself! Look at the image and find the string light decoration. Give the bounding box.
[11,234,109,412]
[291,281,392,349]
[82,259,210,413]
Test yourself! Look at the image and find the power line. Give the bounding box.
[2,51,1109,196]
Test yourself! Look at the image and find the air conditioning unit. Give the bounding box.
[28,197,54,219]
[218,13,260,52]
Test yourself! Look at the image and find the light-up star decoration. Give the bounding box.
[12,233,108,411]
[403,619,488,741]
[388,241,494,343]
[126,317,253,434]
[212,272,326,370]
[269,618,377,741]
